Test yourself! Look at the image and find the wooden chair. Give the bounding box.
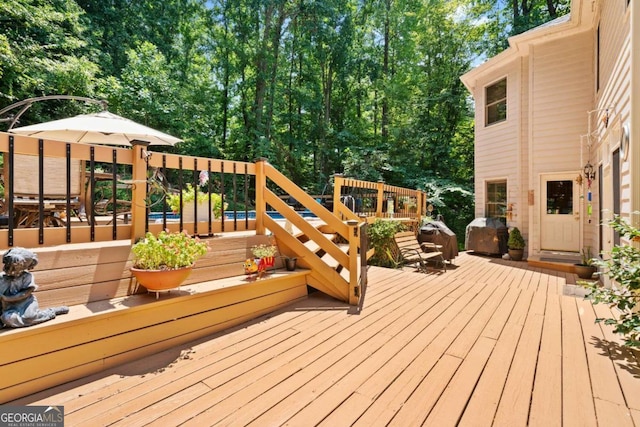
[4,154,85,227]
[393,231,446,273]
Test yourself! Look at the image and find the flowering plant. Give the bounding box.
[132,230,209,270]
[251,243,278,258]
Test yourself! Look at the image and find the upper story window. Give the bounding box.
[485,78,507,126]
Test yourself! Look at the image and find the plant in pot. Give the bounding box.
[507,227,526,261]
[131,230,209,297]
[574,246,598,280]
[167,172,226,222]
[247,243,278,277]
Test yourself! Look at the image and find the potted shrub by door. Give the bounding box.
[575,246,598,279]
[131,230,209,298]
[507,227,526,261]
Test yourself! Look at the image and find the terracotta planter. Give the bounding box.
[131,265,193,298]
[574,264,597,280]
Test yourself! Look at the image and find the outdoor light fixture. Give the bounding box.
[583,161,596,181]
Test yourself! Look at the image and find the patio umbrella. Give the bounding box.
[9,110,182,146]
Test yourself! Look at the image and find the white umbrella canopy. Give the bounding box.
[9,110,182,146]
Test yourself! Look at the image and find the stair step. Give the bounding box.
[303,233,337,254]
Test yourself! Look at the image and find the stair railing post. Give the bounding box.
[347,219,360,305]
[333,173,344,216]
[255,158,267,235]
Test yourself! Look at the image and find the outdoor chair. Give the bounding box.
[393,231,446,273]
[4,154,85,227]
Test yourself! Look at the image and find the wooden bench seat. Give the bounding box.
[0,234,310,403]
[394,231,446,273]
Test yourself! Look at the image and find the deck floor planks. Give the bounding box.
[591,303,640,413]
[492,284,547,426]
[215,279,480,426]
[183,275,463,426]
[528,292,563,427]
[326,282,492,426]
[10,252,640,426]
[298,280,501,427]
[131,273,440,426]
[561,297,598,427]
[457,288,535,426]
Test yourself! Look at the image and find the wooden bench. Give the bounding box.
[0,234,310,403]
[394,231,446,273]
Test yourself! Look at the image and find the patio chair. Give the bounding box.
[393,231,446,273]
[4,154,85,227]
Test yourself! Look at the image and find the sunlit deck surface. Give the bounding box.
[14,252,640,426]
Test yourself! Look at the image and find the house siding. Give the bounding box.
[528,32,594,253]
[592,0,632,253]
[473,63,521,222]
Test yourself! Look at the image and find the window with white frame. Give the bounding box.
[486,180,507,223]
[485,78,507,126]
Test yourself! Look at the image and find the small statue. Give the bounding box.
[0,248,69,328]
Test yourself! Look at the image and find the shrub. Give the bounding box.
[507,227,525,250]
[583,217,640,347]
[367,219,405,267]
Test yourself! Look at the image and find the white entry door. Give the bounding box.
[540,174,581,252]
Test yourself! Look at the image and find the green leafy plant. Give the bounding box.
[251,243,278,258]
[131,230,209,270]
[579,246,597,266]
[507,227,525,250]
[582,217,640,347]
[367,219,405,267]
[167,184,225,218]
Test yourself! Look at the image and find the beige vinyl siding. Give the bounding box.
[527,31,593,253]
[593,0,632,251]
[473,64,521,219]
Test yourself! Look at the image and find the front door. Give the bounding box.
[540,174,580,252]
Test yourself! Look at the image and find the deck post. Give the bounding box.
[255,158,267,235]
[376,179,385,219]
[130,140,150,242]
[333,174,344,216]
[347,219,360,305]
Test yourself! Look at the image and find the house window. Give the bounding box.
[485,78,507,126]
[486,181,507,223]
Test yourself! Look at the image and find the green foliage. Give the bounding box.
[166,184,225,219]
[583,217,640,348]
[507,227,525,250]
[367,219,405,267]
[131,230,209,270]
[251,244,278,258]
[579,246,597,266]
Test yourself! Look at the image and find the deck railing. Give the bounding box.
[333,174,427,225]
[0,132,368,304]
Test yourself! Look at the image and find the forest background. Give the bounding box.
[0,0,569,239]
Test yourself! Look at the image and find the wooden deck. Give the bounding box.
[11,252,640,426]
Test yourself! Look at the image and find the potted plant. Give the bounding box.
[507,227,526,261]
[574,246,598,279]
[167,184,225,222]
[131,230,209,297]
[250,243,278,275]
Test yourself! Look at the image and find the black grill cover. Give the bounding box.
[464,218,508,255]
[418,220,458,261]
